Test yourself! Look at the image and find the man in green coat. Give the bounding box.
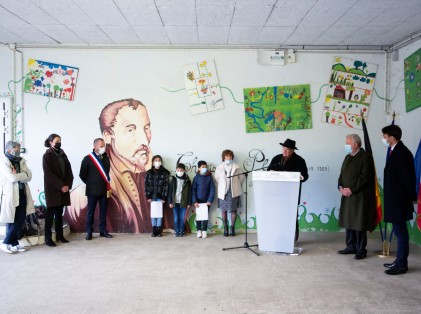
[337,134,377,260]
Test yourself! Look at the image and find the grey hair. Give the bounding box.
[346,134,362,147]
[5,141,21,153]
[93,138,104,146]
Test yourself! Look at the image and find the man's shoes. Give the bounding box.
[353,252,367,260]
[384,262,396,269]
[86,233,92,240]
[197,231,202,238]
[1,243,15,254]
[56,237,69,243]
[11,245,27,252]
[45,240,57,247]
[385,266,408,275]
[202,231,207,238]
[338,248,356,255]
[100,232,113,238]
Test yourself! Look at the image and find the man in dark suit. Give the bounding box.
[382,125,417,275]
[267,138,309,242]
[80,138,113,240]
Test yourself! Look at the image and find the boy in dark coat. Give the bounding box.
[192,160,215,238]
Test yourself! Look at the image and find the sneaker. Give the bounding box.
[1,243,15,254]
[11,245,26,253]
[197,231,202,238]
[202,231,207,238]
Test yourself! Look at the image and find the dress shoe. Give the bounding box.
[57,237,69,243]
[86,233,92,240]
[338,248,356,255]
[383,262,396,269]
[353,252,367,260]
[100,232,113,238]
[385,266,408,275]
[45,240,57,247]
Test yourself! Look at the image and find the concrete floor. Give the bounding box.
[1,231,421,314]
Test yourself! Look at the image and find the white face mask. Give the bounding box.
[98,147,106,155]
[344,144,352,154]
[154,161,162,169]
[382,138,389,147]
[224,160,233,165]
[176,171,184,177]
[200,167,208,175]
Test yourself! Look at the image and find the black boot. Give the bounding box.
[45,238,56,247]
[151,227,156,237]
[56,236,69,243]
[157,226,162,237]
[231,226,235,237]
[224,225,228,237]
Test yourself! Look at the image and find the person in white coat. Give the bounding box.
[0,141,35,254]
[215,149,244,236]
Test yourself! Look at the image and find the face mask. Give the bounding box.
[200,167,208,175]
[224,160,233,165]
[176,171,184,177]
[98,147,106,155]
[154,161,162,169]
[382,138,389,147]
[54,142,61,150]
[344,144,352,154]
[10,150,20,157]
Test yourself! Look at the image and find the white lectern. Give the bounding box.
[252,171,301,254]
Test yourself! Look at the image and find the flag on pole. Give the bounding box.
[361,112,382,228]
[414,139,421,231]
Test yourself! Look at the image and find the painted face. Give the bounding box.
[282,146,294,158]
[106,105,152,173]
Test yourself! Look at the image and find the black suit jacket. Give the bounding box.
[79,151,110,197]
[383,141,417,223]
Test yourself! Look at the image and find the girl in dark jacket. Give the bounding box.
[42,134,74,247]
[145,155,170,237]
[192,160,215,238]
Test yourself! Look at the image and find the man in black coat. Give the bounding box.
[80,138,113,240]
[268,138,309,242]
[382,125,417,275]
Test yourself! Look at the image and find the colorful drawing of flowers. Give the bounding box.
[198,79,207,94]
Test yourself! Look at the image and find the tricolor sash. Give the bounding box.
[88,152,112,198]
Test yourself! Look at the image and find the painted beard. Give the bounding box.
[130,144,152,172]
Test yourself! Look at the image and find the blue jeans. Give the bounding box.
[4,189,27,246]
[173,204,186,234]
[151,218,162,227]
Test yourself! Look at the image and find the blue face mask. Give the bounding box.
[344,144,352,154]
[224,160,233,165]
[200,167,208,175]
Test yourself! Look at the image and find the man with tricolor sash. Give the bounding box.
[80,138,113,240]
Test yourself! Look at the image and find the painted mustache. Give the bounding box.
[132,145,150,160]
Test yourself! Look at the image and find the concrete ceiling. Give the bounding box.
[0,0,420,48]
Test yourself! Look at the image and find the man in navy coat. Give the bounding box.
[382,125,417,275]
[80,138,113,240]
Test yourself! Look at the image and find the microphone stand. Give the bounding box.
[222,166,267,256]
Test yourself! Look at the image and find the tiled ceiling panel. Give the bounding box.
[0,0,419,47]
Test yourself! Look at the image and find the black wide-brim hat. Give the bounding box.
[279,138,298,150]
